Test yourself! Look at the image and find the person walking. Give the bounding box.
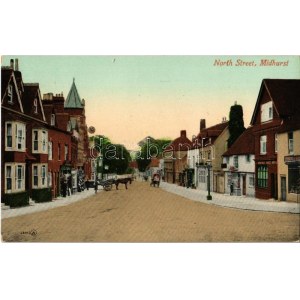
[230,182,234,196]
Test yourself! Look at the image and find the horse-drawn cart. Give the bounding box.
[97,179,114,191]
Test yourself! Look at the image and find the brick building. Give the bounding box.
[163,130,193,184]
[1,60,50,206]
[42,93,73,198]
[250,79,300,200]
[64,79,91,179]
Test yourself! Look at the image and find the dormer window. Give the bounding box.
[8,84,13,103]
[34,98,38,114]
[51,114,55,126]
[261,101,273,123]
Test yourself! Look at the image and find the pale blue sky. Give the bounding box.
[2,56,299,149]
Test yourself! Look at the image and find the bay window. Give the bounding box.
[5,122,25,151]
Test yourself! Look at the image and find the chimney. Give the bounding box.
[10,59,14,70]
[200,119,206,131]
[15,58,19,71]
[180,130,186,138]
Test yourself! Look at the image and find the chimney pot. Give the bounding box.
[10,59,14,70]
[180,130,186,138]
[200,119,206,131]
[15,58,19,71]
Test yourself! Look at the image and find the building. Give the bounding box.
[1,59,50,206]
[64,79,92,179]
[163,130,193,185]
[42,92,73,197]
[222,127,255,197]
[250,79,300,200]
[190,119,229,193]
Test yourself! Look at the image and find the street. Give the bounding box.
[2,181,299,242]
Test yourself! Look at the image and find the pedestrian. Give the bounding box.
[85,176,89,190]
[94,176,98,194]
[230,182,234,195]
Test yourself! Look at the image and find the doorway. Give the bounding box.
[242,175,246,195]
[281,176,287,201]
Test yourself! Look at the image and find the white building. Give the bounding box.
[222,127,255,197]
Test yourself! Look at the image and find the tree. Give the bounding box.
[136,138,171,172]
[92,135,131,175]
[227,103,246,148]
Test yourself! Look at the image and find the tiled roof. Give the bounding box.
[65,79,83,109]
[148,158,160,168]
[193,121,228,148]
[251,79,300,125]
[164,130,193,152]
[222,127,254,156]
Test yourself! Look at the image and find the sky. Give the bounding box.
[2,55,300,149]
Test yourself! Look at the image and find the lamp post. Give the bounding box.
[206,162,212,200]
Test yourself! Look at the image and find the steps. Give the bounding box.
[1,202,10,210]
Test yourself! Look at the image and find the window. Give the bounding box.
[6,165,12,191]
[58,143,61,160]
[6,123,12,148]
[33,98,38,114]
[246,154,251,163]
[207,151,211,160]
[33,166,38,187]
[48,142,53,160]
[268,107,273,119]
[288,132,294,155]
[48,172,52,187]
[42,131,47,152]
[288,165,300,193]
[32,129,48,153]
[261,101,273,123]
[260,135,267,154]
[226,157,229,164]
[8,84,13,103]
[199,168,206,183]
[65,144,69,161]
[15,165,24,190]
[33,130,38,151]
[51,114,55,126]
[41,165,46,186]
[16,123,25,150]
[233,156,239,169]
[275,133,278,153]
[249,175,254,187]
[257,165,268,188]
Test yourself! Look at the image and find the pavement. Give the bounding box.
[1,188,99,220]
[160,182,300,214]
[1,181,299,220]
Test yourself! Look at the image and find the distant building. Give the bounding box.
[190,119,229,193]
[64,79,92,178]
[163,130,193,185]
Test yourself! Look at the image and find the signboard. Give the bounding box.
[284,155,300,165]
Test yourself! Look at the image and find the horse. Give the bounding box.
[114,177,132,190]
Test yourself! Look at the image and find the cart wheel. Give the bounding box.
[104,184,112,191]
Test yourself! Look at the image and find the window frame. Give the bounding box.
[257,165,268,188]
[260,135,267,155]
[7,84,13,104]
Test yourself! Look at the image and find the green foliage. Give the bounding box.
[136,138,171,172]
[32,188,52,203]
[228,104,245,148]
[3,191,29,207]
[93,135,131,175]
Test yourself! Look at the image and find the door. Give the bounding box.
[271,173,278,200]
[281,176,286,201]
[242,175,246,195]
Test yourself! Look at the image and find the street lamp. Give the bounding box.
[206,161,212,200]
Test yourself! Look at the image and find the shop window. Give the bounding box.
[257,165,268,188]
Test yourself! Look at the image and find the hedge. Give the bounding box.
[32,188,52,203]
[3,191,29,208]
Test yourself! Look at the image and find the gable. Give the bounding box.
[23,84,46,121]
[1,69,24,113]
